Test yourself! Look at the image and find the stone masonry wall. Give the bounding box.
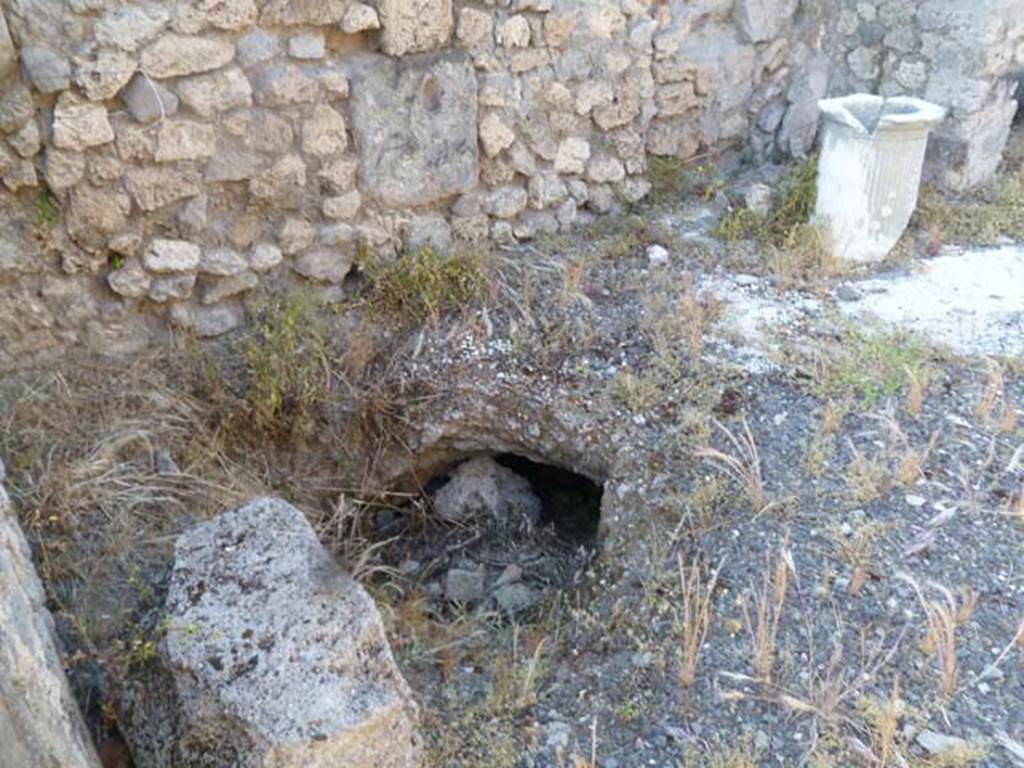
[0,0,1019,367]
[0,0,828,365]
[830,0,1024,190]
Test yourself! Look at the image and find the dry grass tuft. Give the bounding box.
[900,574,973,698]
[741,545,790,682]
[696,418,769,514]
[675,555,721,689]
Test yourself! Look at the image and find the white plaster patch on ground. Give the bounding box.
[837,245,1024,357]
[699,274,821,373]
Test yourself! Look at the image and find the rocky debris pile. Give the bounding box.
[379,456,597,616]
[0,466,101,768]
[119,497,423,768]
[432,455,541,530]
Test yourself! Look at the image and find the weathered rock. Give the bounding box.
[177,67,252,117]
[301,104,347,158]
[73,50,135,101]
[107,258,151,298]
[52,94,114,151]
[9,119,41,158]
[554,136,590,174]
[479,112,516,158]
[431,456,541,527]
[200,247,248,276]
[379,0,453,56]
[293,248,353,283]
[125,166,202,211]
[44,147,85,190]
[278,218,316,255]
[253,63,319,106]
[120,498,423,767]
[168,302,244,337]
[66,185,131,251]
[143,239,201,273]
[147,274,197,302]
[445,566,486,603]
[249,154,306,201]
[202,271,258,304]
[248,242,282,272]
[735,0,799,43]
[1,484,102,768]
[94,5,169,51]
[348,53,478,207]
[21,45,70,94]
[483,185,528,219]
[323,190,362,219]
[0,8,17,83]
[141,34,235,79]
[288,32,325,60]
[343,3,381,33]
[493,582,537,613]
[236,28,278,67]
[0,85,34,134]
[259,0,348,25]
[122,74,180,124]
[155,120,216,162]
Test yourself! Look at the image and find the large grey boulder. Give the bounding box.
[0,482,102,768]
[120,497,423,768]
[432,456,541,529]
[348,52,479,207]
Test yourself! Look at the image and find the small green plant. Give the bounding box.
[33,189,61,227]
[244,288,331,436]
[364,245,488,322]
[811,325,935,407]
[913,175,1024,246]
[715,155,819,246]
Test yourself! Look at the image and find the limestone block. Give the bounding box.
[0,85,34,134]
[249,154,306,201]
[483,185,528,219]
[0,485,101,768]
[253,64,319,106]
[343,3,382,33]
[259,0,348,25]
[66,185,131,251]
[236,29,278,67]
[155,120,216,162]
[456,8,493,49]
[125,166,203,211]
[177,67,253,117]
[288,33,325,60]
[202,271,258,304]
[323,190,362,219]
[553,136,590,174]
[44,147,85,190]
[120,499,422,767]
[107,258,151,298]
[21,45,70,93]
[122,74,180,124]
[293,249,353,283]
[249,242,282,272]
[735,0,800,43]
[52,94,113,151]
[147,274,197,302]
[301,104,348,158]
[479,112,516,158]
[143,239,201,273]
[141,34,235,79]
[379,0,454,56]
[200,248,248,276]
[94,5,170,51]
[348,53,478,207]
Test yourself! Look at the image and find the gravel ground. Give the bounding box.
[2,164,1023,768]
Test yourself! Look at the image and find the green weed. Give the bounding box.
[363,245,488,323]
[33,189,61,228]
[244,288,331,436]
[912,176,1024,246]
[811,326,935,407]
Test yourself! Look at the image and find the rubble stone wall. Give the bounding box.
[0,0,1018,366]
[829,0,1024,190]
[0,0,828,363]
